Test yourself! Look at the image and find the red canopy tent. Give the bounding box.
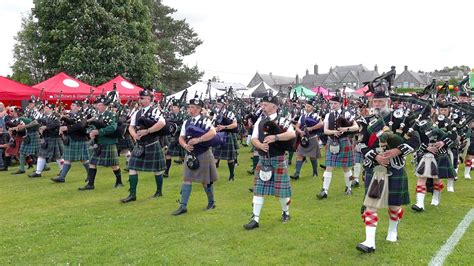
[0,76,40,101]
[97,75,163,101]
[354,85,373,97]
[33,72,96,100]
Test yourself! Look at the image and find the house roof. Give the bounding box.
[258,73,295,86]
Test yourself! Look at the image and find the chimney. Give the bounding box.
[314,64,319,75]
[404,65,408,71]
[296,74,299,84]
[305,69,309,76]
[329,67,333,73]
[269,72,273,77]
[374,64,378,72]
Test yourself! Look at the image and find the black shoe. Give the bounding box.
[172,206,188,216]
[163,172,169,178]
[78,184,95,191]
[356,243,375,253]
[120,195,136,203]
[228,175,235,181]
[12,170,25,175]
[174,159,183,164]
[204,202,216,210]
[281,212,291,223]
[317,189,327,199]
[243,219,259,230]
[313,172,318,177]
[0,168,8,171]
[43,166,51,171]
[114,182,124,188]
[411,204,424,212]
[27,164,33,169]
[290,175,299,180]
[319,164,326,169]
[50,176,65,183]
[247,170,255,175]
[345,187,353,195]
[28,172,41,178]
[352,181,360,188]
[360,205,366,215]
[248,188,254,193]
[151,191,163,198]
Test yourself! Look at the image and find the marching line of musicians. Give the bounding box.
[0,68,473,254]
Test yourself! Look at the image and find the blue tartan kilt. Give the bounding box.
[117,137,134,151]
[89,144,120,167]
[128,141,166,172]
[38,137,64,160]
[63,139,90,162]
[166,135,185,157]
[325,137,355,167]
[19,131,40,156]
[364,166,410,206]
[213,133,237,160]
[437,153,456,179]
[253,155,292,198]
[232,133,240,150]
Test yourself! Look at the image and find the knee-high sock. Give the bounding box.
[228,161,235,177]
[155,174,163,193]
[165,159,172,173]
[5,156,11,167]
[59,163,72,179]
[87,168,97,186]
[362,210,378,248]
[19,154,26,171]
[353,163,361,182]
[288,151,294,163]
[82,162,89,174]
[252,196,264,222]
[465,159,472,178]
[113,169,122,184]
[180,184,192,207]
[215,159,220,168]
[387,208,403,241]
[294,160,303,176]
[128,174,138,196]
[279,197,290,215]
[56,159,63,171]
[35,157,46,174]
[344,170,353,189]
[252,156,259,170]
[204,183,214,205]
[322,171,332,192]
[310,158,318,175]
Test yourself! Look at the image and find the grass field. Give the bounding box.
[1,147,473,265]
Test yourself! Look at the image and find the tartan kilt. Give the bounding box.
[325,137,355,167]
[297,136,320,158]
[436,153,456,179]
[166,135,185,157]
[232,133,240,150]
[253,155,292,198]
[6,135,22,157]
[364,166,410,206]
[38,137,64,160]
[183,149,218,184]
[213,133,237,160]
[128,141,166,172]
[354,151,363,164]
[63,139,90,162]
[89,144,120,167]
[117,137,134,151]
[19,131,40,156]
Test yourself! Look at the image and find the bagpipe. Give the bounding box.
[135,114,178,138]
[300,112,322,148]
[261,116,296,152]
[185,124,225,156]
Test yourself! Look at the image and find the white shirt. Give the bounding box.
[179,115,213,137]
[130,106,164,127]
[251,112,295,140]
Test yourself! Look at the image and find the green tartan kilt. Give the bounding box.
[436,153,456,179]
[89,144,120,167]
[364,166,410,206]
[213,133,237,160]
[253,155,292,198]
[63,139,90,162]
[166,135,185,157]
[232,133,240,150]
[19,131,40,156]
[325,137,355,167]
[117,137,134,151]
[38,137,64,160]
[128,142,166,172]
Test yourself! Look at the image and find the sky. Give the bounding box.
[1,0,473,86]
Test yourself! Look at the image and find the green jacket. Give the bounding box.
[96,110,118,145]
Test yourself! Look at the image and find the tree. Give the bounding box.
[12,0,159,88]
[144,0,203,93]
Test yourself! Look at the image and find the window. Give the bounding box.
[403,81,409,88]
[410,82,415,88]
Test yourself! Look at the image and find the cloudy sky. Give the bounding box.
[1,0,472,85]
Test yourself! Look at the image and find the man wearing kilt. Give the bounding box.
[457,92,474,179]
[436,102,458,192]
[212,96,239,181]
[10,108,41,175]
[290,98,323,180]
[352,100,370,188]
[164,100,186,177]
[172,96,218,216]
[411,104,456,211]
[79,95,123,190]
[243,95,296,230]
[120,89,167,203]
[356,85,420,253]
[51,100,90,183]
[317,95,359,199]
[27,103,64,178]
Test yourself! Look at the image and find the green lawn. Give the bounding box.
[1,147,473,265]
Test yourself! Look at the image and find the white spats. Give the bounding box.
[415,193,426,210]
[252,196,264,223]
[386,219,399,242]
[431,190,441,206]
[361,226,377,249]
[279,197,290,214]
[447,178,454,192]
[322,171,332,192]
